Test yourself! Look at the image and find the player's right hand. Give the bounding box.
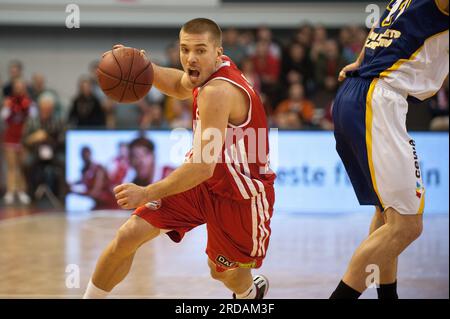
[338,61,360,82]
[111,44,147,59]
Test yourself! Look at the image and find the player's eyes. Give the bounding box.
[197,49,205,54]
[181,48,188,53]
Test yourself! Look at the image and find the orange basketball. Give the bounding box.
[96,47,153,103]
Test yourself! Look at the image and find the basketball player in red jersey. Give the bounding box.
[83,18,276,299]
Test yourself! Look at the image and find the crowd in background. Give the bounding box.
[0,24,449,207]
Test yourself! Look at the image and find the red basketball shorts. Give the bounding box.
[133,183,275,272]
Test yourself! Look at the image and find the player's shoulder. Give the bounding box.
[199,79,240,101]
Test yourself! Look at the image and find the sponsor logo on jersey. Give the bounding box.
[145,199,162,210]
[365,29,402,50]
[237,260,257,269]
[216,255,237,268]
[409,139,425,198]
[416,181,424,199]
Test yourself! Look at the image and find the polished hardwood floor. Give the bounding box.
[0,209,448,299]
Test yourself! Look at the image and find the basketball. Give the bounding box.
[96,46,153,103]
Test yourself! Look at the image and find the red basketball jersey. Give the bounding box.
[189,55,276,200]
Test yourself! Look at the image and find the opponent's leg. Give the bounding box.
[83,215,161,298]
[369,207,398,298]
[208,259,268,299]
[331,207,422,297]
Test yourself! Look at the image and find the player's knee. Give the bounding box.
[112,224,142,256]
[208,263,230,281]
[393,217,423,245]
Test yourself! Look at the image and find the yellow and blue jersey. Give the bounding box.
[353,0,449,100]
[332,0,448,214]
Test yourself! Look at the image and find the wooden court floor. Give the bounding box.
[0,210,448,299]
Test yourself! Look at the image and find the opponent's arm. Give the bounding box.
[338,27,374,82]
[114,81,232,209]
[435,0,449,14]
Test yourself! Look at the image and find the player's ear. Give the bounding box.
[217,46,223,58]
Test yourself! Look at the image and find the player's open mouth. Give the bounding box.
[188,69,200,81]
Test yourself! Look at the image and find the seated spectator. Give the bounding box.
[223,28,247,66]
[141,103,168,129]
[281,42,312,93]
[274,83,315,128]
[251,26,282,59]
[310,25,328,63]
[68,76,106,128]
[164,96,192,127]
[252,40,281,108]
[89,60,118,128]
[29,73,63,118]
[169,99,192,129]
[165,41,182,69]
[241,57,261,93]
[1,78,36,205]
[294,23,314,51]
[23,93,66,202]
[272,112,301,129]
[314,39,344,91]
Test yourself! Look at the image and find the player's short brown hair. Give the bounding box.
[181,18,222,46]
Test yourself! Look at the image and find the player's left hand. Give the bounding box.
[113,183,149,209]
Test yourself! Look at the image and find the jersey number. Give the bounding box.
[381,0,412,27]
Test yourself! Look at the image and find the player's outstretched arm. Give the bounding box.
[109,44,191,100]
[113,81,232,209]
[151,63,193,100]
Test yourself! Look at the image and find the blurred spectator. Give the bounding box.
[68,77,106,127]
[23,93,66,202]
[319,100,335,131]
[241,57,261,93]
[310,25,329,63]
[340,26,368,64]
[429,76,449,131]
[238,30,255,49]
[112,100,145,129]
[274,83,315,129]
[166,41,182,69]
[29,73,63,118]
[223,28,247,65]
[281,42,312,93]
[164,96,192,128]
[253,26,282,59]
[70,146,117,210]
[294,24,314,51]
[2,60,29,98]
[89,60,117,128]
[1,78,36,205]
[314,39,345,92]
[128,136,156,186]
[141,103,168,129]
[251,40,281,108]
[169,99,192,129]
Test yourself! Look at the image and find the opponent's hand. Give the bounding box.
[338,61,360,82]
[113,183,150,210]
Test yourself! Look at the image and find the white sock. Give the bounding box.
[82,279,109,299]
[235,283,257,299]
